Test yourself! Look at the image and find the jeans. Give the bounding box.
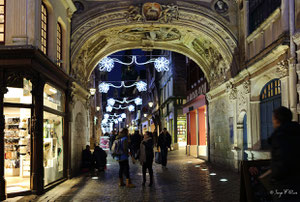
[161,147,168,166]
[119,160,130,179]
[142,161,153,183]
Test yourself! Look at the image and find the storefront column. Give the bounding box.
[31,77,45,194]
[65,88,72,179]
[0,70,7,200]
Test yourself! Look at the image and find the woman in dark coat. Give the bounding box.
[139,131,154,187]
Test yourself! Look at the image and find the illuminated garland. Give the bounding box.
[99,56,170,72]
[106,104,135,112]
[107,97,142,106]
[99,81,147,93]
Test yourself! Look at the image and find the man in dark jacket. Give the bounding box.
[268,107,300,201]
[109,130,117,151]
[93,145,107,172]
[157,128,171,169]
[82,145,92,171]
[130,130,142,160]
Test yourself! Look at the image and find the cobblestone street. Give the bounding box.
[8,149,240,202]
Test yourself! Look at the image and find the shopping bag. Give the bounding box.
[155,151,162,164]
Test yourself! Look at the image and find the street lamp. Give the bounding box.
[148,102,153,108]
[89,88,96,96]
[144,113,148,118]
[96,106,101,111]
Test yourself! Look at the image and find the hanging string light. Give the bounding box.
[105,104,135,112]
[99,56,170,72]
[99,81,147,93]
[107,97,142,106]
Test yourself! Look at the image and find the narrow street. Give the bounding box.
[9,150,239,202]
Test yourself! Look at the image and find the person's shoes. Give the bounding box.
[119,178,125,187]
[126,179,136,188]
[142,181,146,187]
[149,179,153,187]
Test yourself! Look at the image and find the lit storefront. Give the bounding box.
[183,95,208,159]
[0,48,71,198]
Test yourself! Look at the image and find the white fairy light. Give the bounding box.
[136,81,147,92]
[104,114,110,119]
[128,105,135,112]
[99,57,115,72]
[154,57,170,72]
[118,117,123,122]
[107,98,116,106]
[121,113,126,119]
[99,83,110,93]
[114,120,118,124]
[106,105,113,112]
[134,97,142,105]
[102,118,108,124]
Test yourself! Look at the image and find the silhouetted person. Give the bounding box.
[268,106,300,201]
[130,130,142,161]
[115,128,135,188]
[82,145,92,171]
[93,145,107,172]
[152,128,158,147]
[109,130,117,151]
[157,128,171,169]
[140,131,154,187]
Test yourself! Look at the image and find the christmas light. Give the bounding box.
[105,97,143,107]
[107,98,116,106]
[128,105,135,112]
[99,81,147,93]
[134,97,142,105]
[98,56,170,72]
[118,117,123,122]
[154,57,170,72]
[114,120,118,124]
[106,105,113,112]
[104,114,110,119]
[136,81,147,92]
[121,113,126,119]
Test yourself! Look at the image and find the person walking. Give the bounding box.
[267,106,300,201]
[157,128,171,169]
[93,145,107,172]
[114,128,135,188]
[139,131,154,187]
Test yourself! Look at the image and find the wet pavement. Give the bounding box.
[8,149,240,202]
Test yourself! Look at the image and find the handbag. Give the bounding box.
[155,151,162,164]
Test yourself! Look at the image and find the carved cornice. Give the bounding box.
[71,82,90,103]
[276,60,289,78]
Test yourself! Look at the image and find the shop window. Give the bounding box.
[44,83,65,112]
[43,112,64,185]
[260,79,281,149]
[56,23,62,67]
[4,108,31,193]
[249,0,281,35]
[41,3,48,55]
[0,0,5,43]
[43,84,65,185]
[4,78,32,104]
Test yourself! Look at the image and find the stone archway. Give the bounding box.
[70,1,239,88]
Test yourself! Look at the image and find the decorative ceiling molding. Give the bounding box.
[70,1,238,88]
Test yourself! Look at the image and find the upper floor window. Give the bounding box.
[41,3,48,55]
[57,23,62,67]
[0,0,5,43]
[249,0,281,35]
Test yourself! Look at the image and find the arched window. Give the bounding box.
[260,79,281,149]
[0,0,5,43]
[41,3,48,55]
[56,23,62,67]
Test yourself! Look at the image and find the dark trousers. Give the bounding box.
[161,147,168,166]
[142,161,153,183]
[119,160,130,179]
